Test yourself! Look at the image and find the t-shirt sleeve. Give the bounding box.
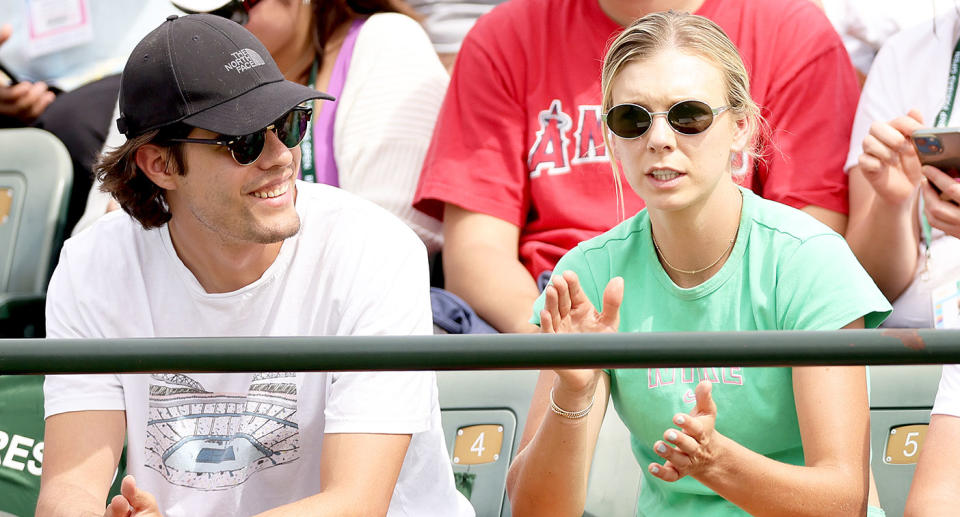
[325,216,437,434]
[412,16,529,227]
[932,364,960,417]
[759,7,859,215]
[530,246,602,326]
[324,371,436,434]
[844,37,908,172]
[338,221,434,337]
[776,234,892,330]
[43,248,125,418]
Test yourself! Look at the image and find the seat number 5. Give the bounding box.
[903,432,920,457]
[883,424,928,465]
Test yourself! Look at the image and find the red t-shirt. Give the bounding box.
[414,0,858,279]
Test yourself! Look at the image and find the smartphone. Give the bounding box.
[913,127,960,176]
[913,127,960,201]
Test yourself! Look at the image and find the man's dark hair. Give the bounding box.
[95,124,191,229]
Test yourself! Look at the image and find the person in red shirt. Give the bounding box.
[414,0,858,333]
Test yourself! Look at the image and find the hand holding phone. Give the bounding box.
[857,111,925,206]
[921,165,960,235]
[913,128,960,203]
[0,24,57,123]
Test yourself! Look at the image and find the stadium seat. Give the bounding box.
[438,370,537,517]
[0,127,73,338]
[437,370,641,517]
[440,365,944,517]
[0,127,74,516]
[869,364,942,516]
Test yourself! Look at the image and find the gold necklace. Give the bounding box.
[652,191,743,275]
[652,233,735,275]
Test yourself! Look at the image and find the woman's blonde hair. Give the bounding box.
[600,11,763,220]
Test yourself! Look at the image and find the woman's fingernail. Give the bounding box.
[667,430,677,441]
[675,415,685,425]
[651,465,660,474]
[656,443,667,453]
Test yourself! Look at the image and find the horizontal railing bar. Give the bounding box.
[0,329,957,374]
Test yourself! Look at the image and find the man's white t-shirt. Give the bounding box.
[44,182,474,517]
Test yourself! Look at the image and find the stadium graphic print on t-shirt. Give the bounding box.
[144,373,300,490]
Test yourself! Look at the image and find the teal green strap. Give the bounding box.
[299,59,319,183]
[920,194,933,280]
[935,38,960,127]
[920,37,960,264]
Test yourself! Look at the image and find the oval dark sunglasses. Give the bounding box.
[604,100,728,139]
[168,106,312,165]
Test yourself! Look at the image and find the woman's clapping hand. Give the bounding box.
[649,380,725,482]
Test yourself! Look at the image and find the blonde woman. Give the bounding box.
[505,11,891,517]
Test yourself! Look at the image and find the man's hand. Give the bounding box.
[649,380,724,482]
[0,24,57,124]
[103,476,163,517]
[857,110,925,207]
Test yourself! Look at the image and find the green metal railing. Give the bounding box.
[0,329,958,374]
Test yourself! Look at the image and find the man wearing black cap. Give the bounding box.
[35,14,473,517]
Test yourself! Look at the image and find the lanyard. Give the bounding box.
[920,36,960,275]
[299,59,319,183]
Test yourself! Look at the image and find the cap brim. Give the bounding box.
[182,79,334,135]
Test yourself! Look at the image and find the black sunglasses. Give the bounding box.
[604,100,729,139]
[169,107,312,165]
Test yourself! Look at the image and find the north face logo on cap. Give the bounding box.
[224,49,266,73]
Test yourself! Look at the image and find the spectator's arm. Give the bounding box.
[846,165,920,300]
[799,206,846,235]
[36,410,126,517]
[844,113,925,301]
[443,203,539,333]
[508,271,620,516]
[0,24,56,125]
[254,433,411,517]
[904,414,960,516]
[97,434,413,517]
[672,321,869,517]
[507,370,610,516]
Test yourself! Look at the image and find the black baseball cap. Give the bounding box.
[116,13,332,137]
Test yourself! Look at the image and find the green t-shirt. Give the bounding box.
[0,376,126,517]
[532,188,891,516]
[0,376,45,517]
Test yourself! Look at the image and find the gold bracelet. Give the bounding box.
[549,388,595,419]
